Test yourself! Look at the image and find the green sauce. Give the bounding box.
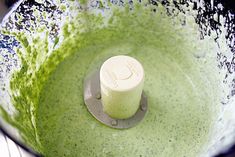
[1,1,222,157]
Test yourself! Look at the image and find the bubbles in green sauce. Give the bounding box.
[1,1,222,157]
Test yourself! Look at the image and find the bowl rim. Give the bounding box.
[0,124,42,157]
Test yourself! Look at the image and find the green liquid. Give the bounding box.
[1,2,221,157]
[37,15,217,157]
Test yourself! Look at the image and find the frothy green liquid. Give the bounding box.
[37,10,218,157]
[1,2,221,157]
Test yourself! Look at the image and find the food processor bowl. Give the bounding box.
[0,0,235,157]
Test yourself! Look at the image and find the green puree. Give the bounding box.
[2,1,221,157]
[37,7,219,157]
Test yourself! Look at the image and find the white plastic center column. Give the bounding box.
[100,55,144,119]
